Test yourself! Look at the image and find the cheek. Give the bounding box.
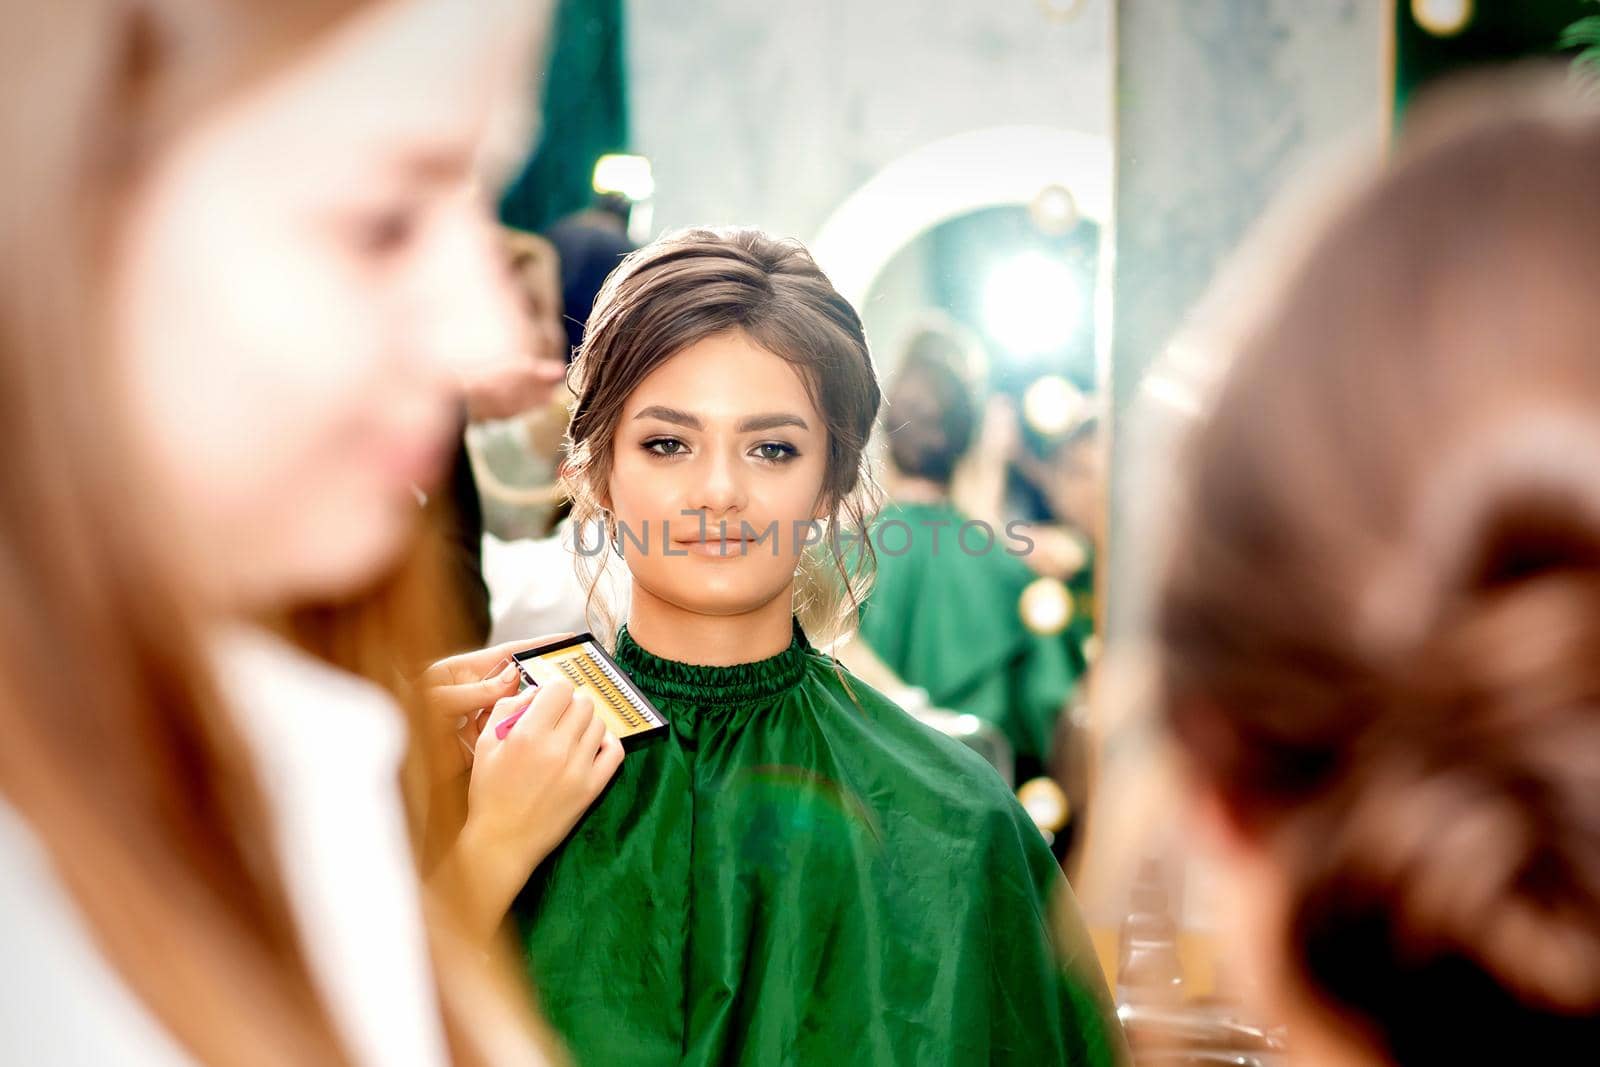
[118,158,401,538]
[606,451,665,526]
[749,454,830,538]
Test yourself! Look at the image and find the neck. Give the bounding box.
[624,581,796,667]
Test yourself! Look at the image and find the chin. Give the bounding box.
[283,514,415,606]
[656,573,794,619]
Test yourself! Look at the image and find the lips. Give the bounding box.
[678,538,752,558]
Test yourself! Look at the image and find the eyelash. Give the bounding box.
[641,437,800,464]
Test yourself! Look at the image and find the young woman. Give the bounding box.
[0,1,594,1063]
[1155,96,1600,1065]
[512,228,1124,1065]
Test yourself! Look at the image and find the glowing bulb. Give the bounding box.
[1030,184,1080,236]
[1017,777,1070,833]
[1019,577,1073,636]
[592,154,655,201]
[952,714,985,737]
[1412,0,1471,37]
[1035,0,1086,21]
[982,253,1084,357]
[1022,375,1086,437]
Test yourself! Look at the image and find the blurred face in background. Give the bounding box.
[113,0,545,612]
[461,230,569,422]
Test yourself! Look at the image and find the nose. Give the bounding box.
[406,196,530,386]
[690,445,747,525]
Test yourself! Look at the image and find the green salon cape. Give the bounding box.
[514,620,1124,1066]
[857,500,1081,769]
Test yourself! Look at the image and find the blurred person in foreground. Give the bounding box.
[0,1,602,1064]
[1155,84,1600,1066]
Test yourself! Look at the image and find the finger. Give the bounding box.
[486,690,535,741]
[574,706,606,761]
[493,703,530,742]
[419,633,577,687]
[553,689,594,746]
[420,647,511,689]
[590,733,625,790]
[513,677,576,737]
[474,696,529,761]
[427,661,523,721]
[530,356,567,382]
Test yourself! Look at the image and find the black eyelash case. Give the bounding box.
[512,633,668,752]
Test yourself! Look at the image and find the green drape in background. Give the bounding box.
[499,0,628,233]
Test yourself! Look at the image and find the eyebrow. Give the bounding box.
[632,405,810,433]
[395,145,475,188]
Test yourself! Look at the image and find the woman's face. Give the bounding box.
[606,329,830,620]
[462,241,568,422]
[521,250,568,369]
[114,0,543,610]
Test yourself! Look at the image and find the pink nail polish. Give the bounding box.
[494,703,530,741]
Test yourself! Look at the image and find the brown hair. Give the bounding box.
[884,326,978,486]
[1157,98,1600,1062]
[0,3,382,1064]
[563,227,883,644]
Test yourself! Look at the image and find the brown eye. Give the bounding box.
[355,209,418,258]
[753,442,797,462]
[644,437,685,457]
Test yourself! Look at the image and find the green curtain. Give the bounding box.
[499,0,629,233]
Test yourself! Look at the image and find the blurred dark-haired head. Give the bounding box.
[1158,86,1600,1063]
[883,328,978,487]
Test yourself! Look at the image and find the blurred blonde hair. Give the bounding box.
[0,3,378,1064]
[0,3,559,1063]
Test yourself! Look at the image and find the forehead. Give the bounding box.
[624,330,820,422]
[190,0,544,181]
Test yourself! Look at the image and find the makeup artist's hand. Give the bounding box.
[436,678,624,941]
[417,634,573,783]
